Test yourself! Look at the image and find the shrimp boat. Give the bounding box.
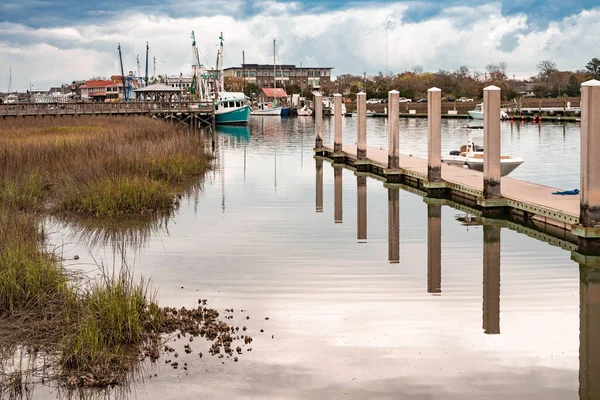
[442,132,524,176]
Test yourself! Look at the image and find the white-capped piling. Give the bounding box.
[580,80,600,227]
[334,93,343,153]
[387,90,400,169]
[427,87,442,182]
[314,93,323,149]
[357,92,367,160]
[483,86,502,199]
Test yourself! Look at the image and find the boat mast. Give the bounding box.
[273,39,276,102]
[118,44,127,102]
[145,42,149,87]
[8,66,11,93]
[218,32,225,92]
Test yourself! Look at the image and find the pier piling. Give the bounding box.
[387,90,400,171]
[315,93,323,149]
[334,166,343,223]
[483,86,502,200]
[388,187,400,263]
[334,93,343,153]
[427,88,442,183]
[482,224,501,334]
[357,92,367,161]
[316,158,323,213]
[580,80,600,227]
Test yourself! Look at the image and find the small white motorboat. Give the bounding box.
[250,101,282,116]
[468,103,509,120]
[442,133,524,176]
[297,104,313,116]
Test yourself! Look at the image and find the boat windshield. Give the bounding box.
[470,136,484,151]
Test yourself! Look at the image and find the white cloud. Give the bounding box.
[1,2,599,90]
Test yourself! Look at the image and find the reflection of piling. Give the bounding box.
[334,93,343,153]
[579,266,600,400]
[387,90,400,170]
[316,159,323,213]
[427,88,442,184]
[314,93,323,149]
[427,204,442,293]
[388,187,399,263]
[483,86,502,199]
[357,175,367,243]
[482,225,501,334]
[357,92,367,160]
[334,166,343,223]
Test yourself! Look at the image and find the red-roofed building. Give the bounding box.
[258,87,288,103]
[80,76,140,102]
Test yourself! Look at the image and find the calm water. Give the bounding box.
[41,117,592,399]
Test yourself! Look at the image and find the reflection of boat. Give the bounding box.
[216,124,251,141]
[442,132,524,176]
[297,104,313,116]
[455,213,481,226]
[468,103,509,120]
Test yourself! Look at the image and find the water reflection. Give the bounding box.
[334,166,343,223]
[482,224,501,335]
[427,203,441,294]
[357,175,367,243]
[315,159,323,213]
[579,266,600,399]
[215,125,251,141]
[387,187,399,264]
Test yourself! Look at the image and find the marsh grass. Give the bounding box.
[0,116,212,217]
[0,116,212,389]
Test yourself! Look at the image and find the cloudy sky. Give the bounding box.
[1,0,599,90]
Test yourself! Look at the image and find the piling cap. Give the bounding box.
[582,79,600,87]
[357,91,366,96]
[388,90,399,94]
[484,85,501,91]
[314,93,322,97]
[427,87,441,92]
[334,93,342,97]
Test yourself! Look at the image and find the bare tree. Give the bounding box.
[536,60,557,82]
[486,63,508,81]
[412,65,424,74]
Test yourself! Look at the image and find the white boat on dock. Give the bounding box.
[297,104,313,116]
[442,133,523,176]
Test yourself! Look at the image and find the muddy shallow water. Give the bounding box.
[36,117,591,399]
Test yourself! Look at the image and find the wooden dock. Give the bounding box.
[313,84,600,261]
[0,101,215,126]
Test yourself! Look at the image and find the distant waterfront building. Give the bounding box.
[223,64,333,91]
[80,76,140,102]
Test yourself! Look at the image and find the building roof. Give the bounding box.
[224,64,333,71]
[261,88,287,98]
[81,80,114,89]
[134,83,184,93]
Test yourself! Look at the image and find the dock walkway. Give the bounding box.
[319,144,579,230]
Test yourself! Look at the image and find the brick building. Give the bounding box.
[223,64,333,91]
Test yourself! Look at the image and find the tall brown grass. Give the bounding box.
[0,116,211,216]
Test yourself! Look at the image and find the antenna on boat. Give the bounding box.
[145,42,149,86]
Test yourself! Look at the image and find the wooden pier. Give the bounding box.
[314,82,600,260]
[0,101,215,126]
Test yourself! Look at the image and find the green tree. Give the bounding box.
[565,75,581,97]
[585,58,600,80]
[243,83,260,98]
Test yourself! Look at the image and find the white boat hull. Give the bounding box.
[442,156,524,176]
[297,106,313,116]
[250,106,282,116]
[468,110,509,120]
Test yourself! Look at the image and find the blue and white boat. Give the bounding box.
[215,91,251,124]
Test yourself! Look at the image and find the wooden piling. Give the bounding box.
[316,158,323,213]
[388,187,399,263]
[483,86,502,199]
[357,92,367,160]
[427,87,442,183]
[580,80,600,228]
[334,93,343,153]
[315,93,323,149]
[388,90,400,169]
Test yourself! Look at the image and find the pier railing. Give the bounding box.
[0,101,214,117]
